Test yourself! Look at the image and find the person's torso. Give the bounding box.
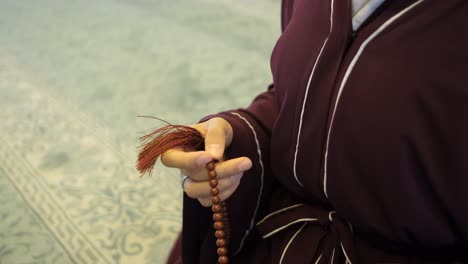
[269,0,468,256]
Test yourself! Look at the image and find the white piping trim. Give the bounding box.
[348,221,354,234]
[279,222,308,264]
[322,0,425,198]
[330,248,335,264]
[256,203,304,225]
[328,210,336,222]
[229,112,265,255]
[293,0,335,187]
[341,242,352,264]
[314,253,323,264]
[262,218,318,239]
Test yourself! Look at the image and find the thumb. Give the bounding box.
[204,118,232,160]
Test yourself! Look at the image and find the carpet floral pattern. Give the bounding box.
[0,0,278,263]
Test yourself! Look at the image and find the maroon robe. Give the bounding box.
[177,0,468,263]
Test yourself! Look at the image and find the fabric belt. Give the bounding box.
[256,203,356,264]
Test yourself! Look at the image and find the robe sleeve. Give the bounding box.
[182,86,280,263]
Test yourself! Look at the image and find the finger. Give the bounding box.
[184,173,243,200]
[197,180,242,207]
[214,157,252,179]
[161,149,212,170]
[204,118,232,160]
[188,157,252,182]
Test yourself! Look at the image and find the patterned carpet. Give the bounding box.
[0,0,279,263]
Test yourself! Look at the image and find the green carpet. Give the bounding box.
[0,0,279,263]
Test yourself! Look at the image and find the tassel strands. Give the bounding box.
[136,117,204,176]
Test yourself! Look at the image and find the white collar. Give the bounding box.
[352,0,386,30]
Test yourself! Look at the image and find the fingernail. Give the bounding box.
[206,144,223,159]
[196,155,212,166]
[237,159,252,171]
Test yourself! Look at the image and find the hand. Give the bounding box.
[161,117,252,207]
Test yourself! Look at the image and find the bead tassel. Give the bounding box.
[136,119,231,263]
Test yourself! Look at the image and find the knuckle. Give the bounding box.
[160,149,176,166]
[186,193,197,199]
[198,198,211,207]
[185,188,197,199]
[160,152,169,166]
[188,170,204,181]
[229,173,242,184]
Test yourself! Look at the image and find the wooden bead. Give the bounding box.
[213,213,223,221]
[209,178,218,187]
[206,161,215,171]
[211,187,219,196]
[217,247,228,256]
[216,239,227,247]
[214,221,224,230]
[212,204,222,213]
[208,170,217,179]
[218,256,229,264]
[212,196,221,204]
[215,230,225,239]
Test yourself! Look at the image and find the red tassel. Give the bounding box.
[136,117,204,177]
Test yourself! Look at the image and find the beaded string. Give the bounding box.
[206,160,231,264]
